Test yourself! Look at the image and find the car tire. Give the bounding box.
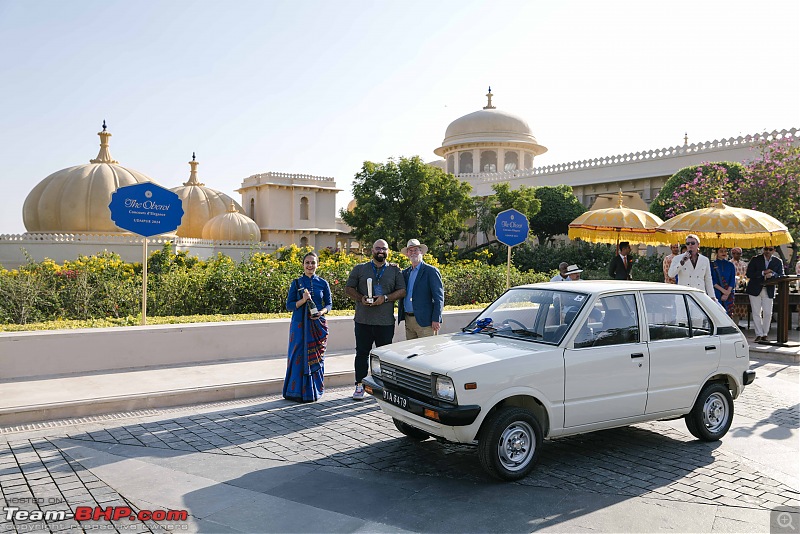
[685,382,734,441]
[478,407,543,481]
[392,418,430,441]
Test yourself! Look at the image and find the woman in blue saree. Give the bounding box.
[283,252,332,402]
[711,246,736,315]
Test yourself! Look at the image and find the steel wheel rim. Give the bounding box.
[702,392,729,433]
[497,421,535,472]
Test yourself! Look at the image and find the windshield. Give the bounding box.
[464,287,590,344]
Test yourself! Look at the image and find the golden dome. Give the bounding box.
[202,202,261,241]
[347,198,357,212]
[171,154,245,238]
[434,89,547,157]
[23,122,160,233]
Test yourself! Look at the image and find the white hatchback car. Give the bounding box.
[363,281,755,481]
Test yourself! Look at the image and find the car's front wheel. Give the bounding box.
[478,407,543,481]
[392,418,430,441]
[685,382,734,441]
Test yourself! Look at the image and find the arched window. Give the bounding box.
[447,155,455,174]
[300,236,309,247]
[524,153,534,170]
[504,152,519,171]
[481,151,497,172]
[459,152,473,174]
[249,198,255,219]
[300,197,309,220]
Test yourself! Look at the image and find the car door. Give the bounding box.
[643,292,720,414]
[563,293,649,427]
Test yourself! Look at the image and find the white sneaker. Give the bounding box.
[352,384,365,400]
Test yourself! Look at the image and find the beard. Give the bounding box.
[373,252,387,262]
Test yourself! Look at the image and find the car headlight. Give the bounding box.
[370,354,381,376]
[435,375,455,402]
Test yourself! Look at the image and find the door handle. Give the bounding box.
[705,345,716,351]
[630,353,644,359]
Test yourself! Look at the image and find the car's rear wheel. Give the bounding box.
[478,407,542,481]
[685,382,733,441]
[392,418,430,441]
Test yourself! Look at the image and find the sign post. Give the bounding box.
[494,208,530,290]
[109,183,184,325]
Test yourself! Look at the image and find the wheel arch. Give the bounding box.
[477,394,551,440]
[704,372,741,399]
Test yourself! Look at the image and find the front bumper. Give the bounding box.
[362,375,481,426]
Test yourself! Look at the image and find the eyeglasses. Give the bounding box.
[764,248,775,251]
[374,247,388,251]
[686,241,698,246]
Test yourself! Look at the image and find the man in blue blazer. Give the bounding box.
[398,239,444,339]
[745,245,785,342]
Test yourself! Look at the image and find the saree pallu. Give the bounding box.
[283,311,327,402]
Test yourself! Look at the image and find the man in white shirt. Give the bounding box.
[550,262,569,282]
[668,234,715,298]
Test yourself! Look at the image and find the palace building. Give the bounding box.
[1,94,795,269]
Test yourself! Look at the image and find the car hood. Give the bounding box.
[372,332,553,375]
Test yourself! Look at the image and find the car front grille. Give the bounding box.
[380,362,432,397]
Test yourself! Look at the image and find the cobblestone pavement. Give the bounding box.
[1,368,798,533]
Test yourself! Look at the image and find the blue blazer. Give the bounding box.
[398,262,444,327]
[745,255,784,298]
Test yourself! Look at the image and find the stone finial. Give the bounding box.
[184,153,205,186]
[483,86,496,110]
[616,189,625,208]
[228,201,238,213]
[684,132,689,146]
[89,121,119,164]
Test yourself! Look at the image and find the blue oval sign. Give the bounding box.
[494,208,529,247]
[109,183,184,237]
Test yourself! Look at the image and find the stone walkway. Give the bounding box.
[1,357,798,532]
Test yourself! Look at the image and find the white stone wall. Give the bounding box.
[0,234,282,269]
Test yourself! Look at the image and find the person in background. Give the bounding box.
[668,234,714,298]
[564,264,583,280]
[551,262,569,282]
[345,239,406,400]
[283,252,332,402]
[731,247,748,288]
[608,242,634,280]
[745,245,784,342]
[398,239,444,339]
[663,243,680,284]
[711,247,736,315]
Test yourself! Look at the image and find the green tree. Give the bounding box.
[528,185,586,243]
[490,182,541,222]
[340,156,473,251]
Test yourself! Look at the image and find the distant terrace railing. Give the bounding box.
[456,128,798,183]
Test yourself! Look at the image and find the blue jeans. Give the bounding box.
[354,322,395,383]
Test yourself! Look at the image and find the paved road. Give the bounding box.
[1,358,798,533]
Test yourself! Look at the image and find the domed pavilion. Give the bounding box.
[433,88,547,176]
[202,202,260,242]
[170,154,245,238]
[23,122,160,233]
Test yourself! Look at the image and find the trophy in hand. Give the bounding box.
[366,278,374,304]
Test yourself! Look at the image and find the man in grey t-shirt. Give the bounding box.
[345,239,406,400]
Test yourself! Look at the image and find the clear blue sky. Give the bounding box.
[1,0,798,234]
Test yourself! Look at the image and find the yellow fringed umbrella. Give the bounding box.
[568,191,667,245]
[656,199,793,248]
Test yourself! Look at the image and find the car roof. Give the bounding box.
[515,280,704,294]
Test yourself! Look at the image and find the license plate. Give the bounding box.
[382,389,408,409]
